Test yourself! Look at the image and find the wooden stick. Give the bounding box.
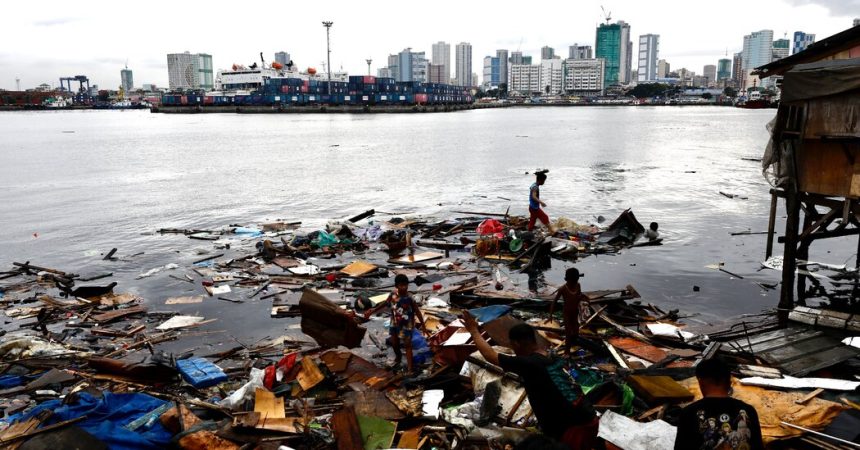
[795,388,824,405]
[192,253,225,265]
[780,421,860,449]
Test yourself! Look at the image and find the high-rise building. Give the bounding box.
[397,49,414,82]
[274,51,290,66]
[522,56,533,65]
[773,39,790,61]
[541,46,555,60]
[568,44,593,59]
[596,20,632,86]
[741,30,774,88]
[455,42,472,87]
[732,52,743,86]
[386,54,399,80]
[482,55,507,89]
[167,52,202,90]
[703,65,716,86]
[637,34,659,82]
[792,32,815,54]
[717,58,732,81]
[657,59,670,78]
[120,67,133,92]
[431,41,451,83]
[496,49,509,86]
[509,64,542,95]
[854,18,859,27]
[563,58,604,95]
[377,67,392,78]
[540,58,564,95]
[197,54,213,90]
[428,64,446,83]
[413,51,429,83]
[510,51,524,65]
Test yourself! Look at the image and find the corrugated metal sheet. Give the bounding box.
[725,326,860,376]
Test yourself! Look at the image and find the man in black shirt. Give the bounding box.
[674,358,764,450]
[462,311,599,449]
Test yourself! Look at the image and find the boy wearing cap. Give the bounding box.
[364,274,426,373]
[549,268,589,357]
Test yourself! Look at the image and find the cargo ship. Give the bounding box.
[160,61,473,109]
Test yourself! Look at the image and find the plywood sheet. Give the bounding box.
[341,260,378,277]
[297,357,325,391]
[254,388,285,419]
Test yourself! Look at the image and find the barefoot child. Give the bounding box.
[549,268,589,357]
[364,274,426,372]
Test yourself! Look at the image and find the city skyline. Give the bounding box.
[1,0,857,91]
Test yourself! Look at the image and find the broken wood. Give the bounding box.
[795,388,825,405]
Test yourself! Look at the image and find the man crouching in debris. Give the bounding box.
[674,358,763,450]
[462,311,599,449]
[364,274,426,373]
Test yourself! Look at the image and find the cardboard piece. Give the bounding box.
[297,358,325,391]
[340,261,378,277]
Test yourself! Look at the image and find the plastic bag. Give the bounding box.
[312,231,339,247]
[476,219,505,238]
[218,368,265,409]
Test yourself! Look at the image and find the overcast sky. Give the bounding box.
[2,0,857,90]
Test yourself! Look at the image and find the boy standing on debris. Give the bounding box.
[674,358,763,450]
[462,312,599,449]
[549,268,589,357]
[528,171,554,233]
[364,274,426,373]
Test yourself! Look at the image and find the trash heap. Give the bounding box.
[1,208,859,449]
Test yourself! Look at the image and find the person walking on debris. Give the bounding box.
[674,358,764,450]
[528,170,555,233]
[549,268,589,358]
[462,311,599,449]
[364,274,426,373]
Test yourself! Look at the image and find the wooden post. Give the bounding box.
[766,191,778,259]
[779,187,800,326]
[796,211,813,306]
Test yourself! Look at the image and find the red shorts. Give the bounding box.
[559,417,599,449]
[528,207,550,231]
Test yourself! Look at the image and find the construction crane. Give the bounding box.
[600,5,612,24]
[260,52,266,68]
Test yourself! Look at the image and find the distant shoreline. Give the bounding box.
[0,102,749,113]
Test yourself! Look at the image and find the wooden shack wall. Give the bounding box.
[794,93,860,198]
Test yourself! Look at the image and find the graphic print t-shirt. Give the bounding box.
[674,397,764,450]
[388,293,414,330]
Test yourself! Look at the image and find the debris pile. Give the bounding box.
[1,208,858,449]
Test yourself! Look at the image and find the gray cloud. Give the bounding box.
[783,0,860,16]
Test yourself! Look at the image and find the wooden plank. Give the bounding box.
[398,426,424,448]
[389,251,444,264]
[626,375,694,404]
[332,406,363,450]
[779,345,860,376]
[89,305,147,323]
[795,388,825,405]
[254,388,285,419]
[605,342,629,369]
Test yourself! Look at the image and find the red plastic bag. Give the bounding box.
[476,219,505,238]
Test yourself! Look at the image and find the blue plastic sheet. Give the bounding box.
[233,227,263,237]
[411,329,433,365]
[13,392,173,450]
[468,305,512,323]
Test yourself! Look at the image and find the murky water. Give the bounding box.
[1,107,852,347]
